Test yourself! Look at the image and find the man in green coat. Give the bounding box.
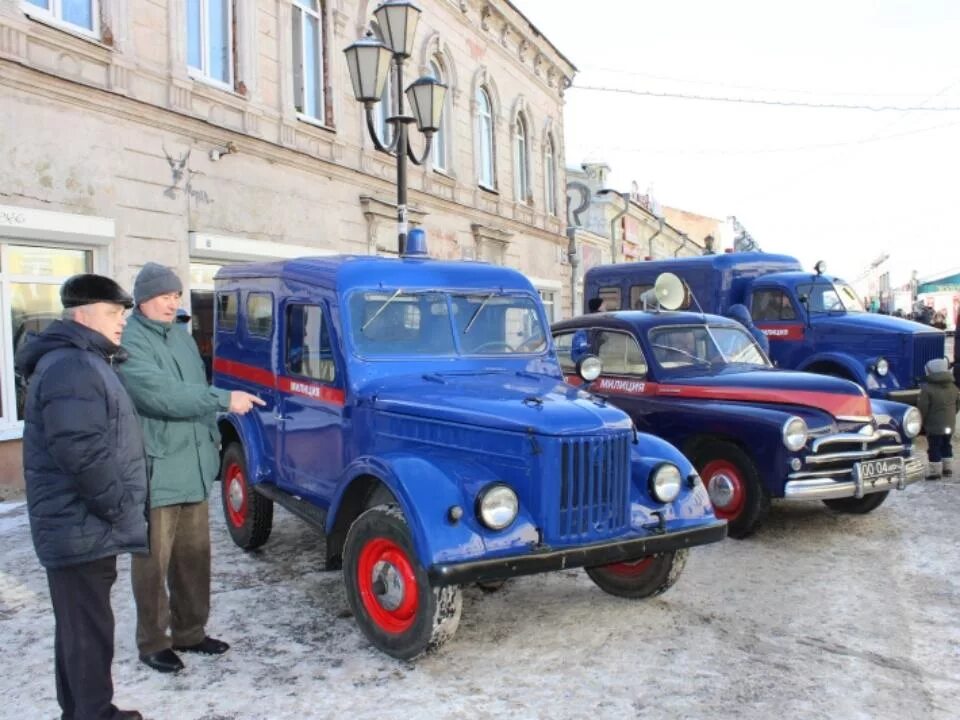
[120,262,263,673]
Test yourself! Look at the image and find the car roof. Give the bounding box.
[552,310,743,333]
[215,255,538,293]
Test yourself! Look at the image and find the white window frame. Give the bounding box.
[187,0,234,90]
[529,277,563,323]
[21,0,101,40]
[545,134,558,216]
[477,87,495,189]
[513,113,530,203]
[429,58,448,173]
[292,0,326,124]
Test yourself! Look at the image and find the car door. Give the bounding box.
[750,286,805,369]
[277,300,345,503]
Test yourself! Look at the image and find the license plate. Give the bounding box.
[853,457,905,496]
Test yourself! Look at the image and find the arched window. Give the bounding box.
[513,113,530,203]
[429,59,448,172]
[476,87,495,188]
[545,133,557,215]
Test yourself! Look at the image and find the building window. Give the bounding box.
[513,113,530,203]
[187,0,233,87]
[22,0,99,36]
[545,134,558,216]
[538,289,556,323]
[1,244,93,426]
[292,0,326,122]
[429,59,448,172]
[477,87,495,189]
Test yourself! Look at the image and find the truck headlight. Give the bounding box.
[476,484,518,530]
[902,407,921,438]
[649,464,682,503]
[577,355,602,382]
[782,416,808,451]
[875,357,889,377]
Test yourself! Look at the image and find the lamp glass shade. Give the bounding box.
[406,77,447,133]
[343,37,392,103]
[373,0,421,57]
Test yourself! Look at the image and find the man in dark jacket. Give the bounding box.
[16,274,147,720]
[120,263,263,674]
[917,357,960,480]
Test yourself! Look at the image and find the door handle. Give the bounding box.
[273,409,292,421]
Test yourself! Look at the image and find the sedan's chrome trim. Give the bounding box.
[784,456,924,500]
[811,429,901,452]
[805,445,904,465]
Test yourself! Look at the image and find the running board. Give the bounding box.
[254,484,328,531]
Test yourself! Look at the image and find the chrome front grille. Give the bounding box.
[558,433,630,541]
[790,427,906,480]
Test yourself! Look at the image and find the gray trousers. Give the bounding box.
[131,501,211,655]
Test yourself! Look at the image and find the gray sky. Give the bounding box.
[512,0,960,284]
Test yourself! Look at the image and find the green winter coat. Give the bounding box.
[917,371,960,436]
[119,311,231,507]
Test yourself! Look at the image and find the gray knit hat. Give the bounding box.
[134,262,183,305]
[925,357,949,376]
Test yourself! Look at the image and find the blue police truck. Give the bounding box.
[212,229,725,660]
[585,253,945,403]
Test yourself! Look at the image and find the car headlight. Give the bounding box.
[649,464,682,503]
[782,416,808,451]
[902,406,922,438]
[875,357,889,377]
[476,484,519,530]
[577,355,602,382]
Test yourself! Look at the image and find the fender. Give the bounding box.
[797,351,865,385]
[328,453,539,568]
[630,434,716,525]
[218,412,274,484]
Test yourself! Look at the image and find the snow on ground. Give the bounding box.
[1,446,959,720]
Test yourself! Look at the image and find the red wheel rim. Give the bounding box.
[357,537,419,634]
[701,459,745,520]
[224,462,248,529]
[603,555,655,577]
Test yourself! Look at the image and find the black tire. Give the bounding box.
[343,504,462,660]
[475,579,508,593]
[586,549,688,599]
[823,491,889,514]
[693,441,770,538]
[220,443,273,550]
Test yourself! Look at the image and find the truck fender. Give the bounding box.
[630,435,716,525]
[797,351,865,385]
[217,413,274,484]
[326,454,538,572]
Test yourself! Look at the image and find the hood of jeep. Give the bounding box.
[360,371,633,435]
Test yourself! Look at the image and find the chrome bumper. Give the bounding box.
[783,455,924,501]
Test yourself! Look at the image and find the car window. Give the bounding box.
[629,284,653,310]
[649,325,720,370]
[553,332,577,373]
[350,291,456,356]
[286,304,335,382]
[751,289,795,321]
[709,325,769,366]
[452,293,547,355]
[597,286,621,311]
[596,331,648,376]
[216,291,238,331]
[797,282,863,314]
[245,293,274,337]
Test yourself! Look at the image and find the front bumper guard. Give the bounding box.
[427,520,728,587]
[783,455,924,501]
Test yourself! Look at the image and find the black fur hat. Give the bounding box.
[60,274,134,309]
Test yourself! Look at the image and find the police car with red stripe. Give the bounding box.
[552,274,924,539]
[211,230,725,660]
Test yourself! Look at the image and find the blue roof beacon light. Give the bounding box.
[403,227,428,257]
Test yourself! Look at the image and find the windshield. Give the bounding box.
[348,290,547,357]
[649,324,769,371]
[798,281,866,313]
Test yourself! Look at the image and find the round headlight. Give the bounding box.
[875,357,889,377]
[577,355,602,382]
[902,406,922,438]
[650,464,682,503]
[782,416,808,452]
[476,484,518,531]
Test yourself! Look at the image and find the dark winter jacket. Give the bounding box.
[917,370,960,437]
[119,311,231,508]
[726,303,770,355]
[15,320,149,569]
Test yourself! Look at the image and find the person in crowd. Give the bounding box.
[588,297,606,313]
[726,303,770,356]
[917,357,960,480]
[16,274,147,720]
[120,262,264,674]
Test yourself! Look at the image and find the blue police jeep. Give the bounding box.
[552,309,925,539]
[211,230,725,660]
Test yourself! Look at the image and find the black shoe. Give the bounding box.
[114,711,144,720]
[173,636,230,655]
[140,648,185,673]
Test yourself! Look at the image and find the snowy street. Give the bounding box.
[1,444,958,720]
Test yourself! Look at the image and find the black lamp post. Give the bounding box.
[344,0,447,255]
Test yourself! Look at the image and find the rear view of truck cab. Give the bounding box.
[212,230,725,660]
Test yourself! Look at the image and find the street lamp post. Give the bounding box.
[344,0,447,255]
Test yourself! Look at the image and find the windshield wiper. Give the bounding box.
[361,288,403,332]
[463,292,494,334]
[652,343,712,367]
